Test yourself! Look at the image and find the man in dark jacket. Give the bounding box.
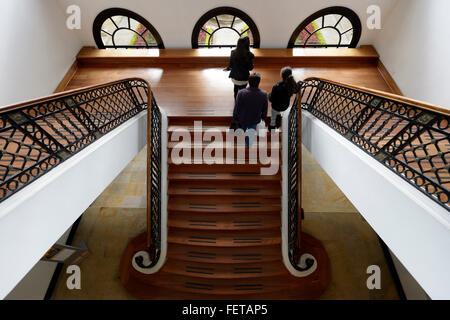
[233,73,268,147]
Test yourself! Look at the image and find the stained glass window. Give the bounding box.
[288,7,361,48]
[93,8,164,49]
[192,7,260,48]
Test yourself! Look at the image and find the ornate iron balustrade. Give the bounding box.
[286,104,301,267]
[0,78,149,203]
[282,96,317,276]
[299,78,450,210]
[133,89,168,274]
[137,95,162,268]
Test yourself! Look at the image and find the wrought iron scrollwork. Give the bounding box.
[286,97,317,273]
[0,79,149,203]
[287,104,300,266]
[134,95,162,270]
[299,79,450,210]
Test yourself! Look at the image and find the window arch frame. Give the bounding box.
[287,6,362,49]
[191,6,261,49]
[93,8,165,49]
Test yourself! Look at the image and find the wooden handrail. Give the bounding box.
[303,77,449,116]
[0,77,151,113]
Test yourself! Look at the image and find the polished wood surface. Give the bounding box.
[54,60,79,93]
[64,65,395,118]
[120,232,330,299]
[77,45,379,66]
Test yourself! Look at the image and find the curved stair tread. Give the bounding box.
[161,260,289,279]
[133,272,320,296]
[168,228,281,247]
[167,243,282,264]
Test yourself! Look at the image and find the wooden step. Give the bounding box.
[168,197,281,213]
[169,179,281,189]
[168,211,281,230]
[168,125,281,139]
[162,260,288,279]
[168,172,281,183]
[168,116,232,126]
[168,228,281,247]
[121,232,331,299]
[168,184,281,197]
[136,272,307,295]
[168,161,281,173]
[168,141,281,149]
[167,243,282,264]
[168,142,281,157]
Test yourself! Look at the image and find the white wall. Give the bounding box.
[57,0,396,49]
[0,0,82,107]
[373,0,450,107]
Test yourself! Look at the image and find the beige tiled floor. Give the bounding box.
[51,145,399,300]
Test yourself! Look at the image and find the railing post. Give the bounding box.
[296,89,303,253]
[146,87,153,250]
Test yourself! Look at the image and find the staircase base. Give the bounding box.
[120,232,330,300]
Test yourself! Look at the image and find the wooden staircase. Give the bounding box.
[120,117,330,299]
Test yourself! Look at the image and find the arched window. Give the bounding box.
[288,7,362,48]
[192,7,260,48]
[93,8,164,49]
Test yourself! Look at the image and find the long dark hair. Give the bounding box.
[233,36,251,64]
[281,66,296,96]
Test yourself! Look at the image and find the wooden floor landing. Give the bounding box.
[64,46,395,117]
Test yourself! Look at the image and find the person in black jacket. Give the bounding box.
[268,67,298,130]
[223,36,255,100]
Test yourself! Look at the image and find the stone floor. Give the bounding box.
[51,145,399,300]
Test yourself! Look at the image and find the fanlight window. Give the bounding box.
[288,7,361,48]
[93,8,164,49]
[192,7,260,48]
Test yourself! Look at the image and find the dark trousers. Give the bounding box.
[241,124,258,148]
[234,84,247,100]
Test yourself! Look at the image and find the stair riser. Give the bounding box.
[168,246,282,264]
[168,212,281,231]
[168,164,281,174]
[169,180,281,189]
[168,238,281,247]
